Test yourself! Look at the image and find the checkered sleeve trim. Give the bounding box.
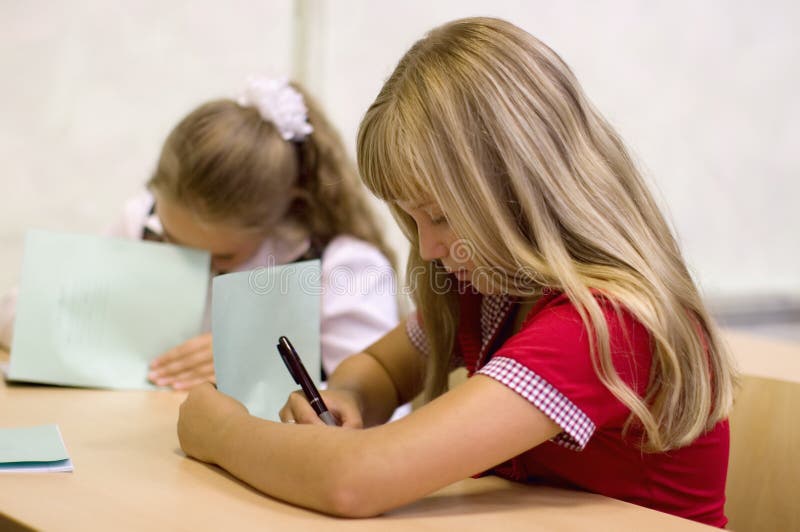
[405,313,431,356]
[477,356,596,451]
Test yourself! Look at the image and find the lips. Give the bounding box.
[452,269,470,281]
[440,262,469,278]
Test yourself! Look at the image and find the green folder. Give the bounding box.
[0,424,73,473]
[8,230,209,389]
[213,260,321,422]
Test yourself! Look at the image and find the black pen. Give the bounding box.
[276,336,338,426]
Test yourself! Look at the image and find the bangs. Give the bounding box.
[357,99,434,206]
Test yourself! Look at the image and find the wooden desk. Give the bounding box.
[723,329,800,383]
[0,380,712,530]
[722,331,800,531]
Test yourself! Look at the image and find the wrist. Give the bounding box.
[212,410,250,466]
[328,352,401,425]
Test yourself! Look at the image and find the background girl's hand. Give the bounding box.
[178,382,248,463]
[149,332,214,390]
[279,389,364,428]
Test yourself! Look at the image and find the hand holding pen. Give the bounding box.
[276,336,339,426]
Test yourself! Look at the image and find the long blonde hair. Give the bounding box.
[357,17,736,451]
[149,82,394,265]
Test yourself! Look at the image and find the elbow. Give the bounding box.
[317,451,390,518]
[323,485,382,518]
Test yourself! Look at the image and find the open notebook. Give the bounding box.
[7,230,209,389]
[213,259,321,422]
[0,424,73,473]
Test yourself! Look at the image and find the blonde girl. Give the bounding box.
[0,78,399,390]
[177,19,736,527]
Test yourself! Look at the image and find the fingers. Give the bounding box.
[290,391,327,425]
[154,349,212,378]
[278,404,295,424]
[150,352,214,387]
[170,362,216,390]
[279,391,326,425]
[149,345,214,387]
[151,333,213,369]
[334,402,364,429]
[278,390,365,428]
[169,362,215,383]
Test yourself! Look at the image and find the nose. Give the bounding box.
[211,258,230,274]
[418,225,448,262]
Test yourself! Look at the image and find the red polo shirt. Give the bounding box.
[457,291,729,528]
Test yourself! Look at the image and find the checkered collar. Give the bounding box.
[478,294,516,366]
[456,292,516,374]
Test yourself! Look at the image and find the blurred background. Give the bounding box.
[1,0,798,340]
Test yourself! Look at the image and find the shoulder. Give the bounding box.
[320,236,396,301]
[478,292,653,438]
[122,190,155,224]
[322,235,393,273]
[513,292,650,356]
[494,292,653,396]
[106,190,155,238]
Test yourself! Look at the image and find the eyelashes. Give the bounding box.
[427,210,448,225]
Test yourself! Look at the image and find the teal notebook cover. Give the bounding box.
[0,424,73,472]
[213,260,321,422]
[8,230,209,389]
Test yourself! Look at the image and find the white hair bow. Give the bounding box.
[238,76,314,141]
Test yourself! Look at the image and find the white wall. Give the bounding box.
[0,0,294,290]
[2,0,798,305]
[306,0,800,302]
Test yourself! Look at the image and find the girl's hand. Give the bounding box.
[177,382,248,463]
[149,333,214,390]
[279,389,364,428]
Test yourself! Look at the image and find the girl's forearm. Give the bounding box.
[210,412,434,518]
[203,377,558,518]
[326,322,427,426]
[213,413,360,515]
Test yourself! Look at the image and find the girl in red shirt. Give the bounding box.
[177,17,737,527]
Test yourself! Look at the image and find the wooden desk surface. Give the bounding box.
[723,329,800,383]
[8,331,790,531]
[0,383,713,530]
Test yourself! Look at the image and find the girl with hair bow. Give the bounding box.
[0,77,399,391]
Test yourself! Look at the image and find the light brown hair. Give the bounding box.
[149,82,394,264]
[357,17,736,451]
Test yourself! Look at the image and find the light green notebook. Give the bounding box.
[213,260,321,422]
[8,230,209,389]
[0,424,73,473]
